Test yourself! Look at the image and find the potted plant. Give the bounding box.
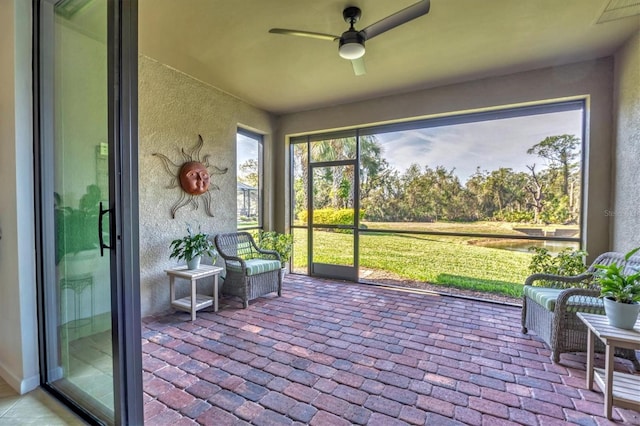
[170,226,217,270]
[258,230,293,273]
[595,247,640,329]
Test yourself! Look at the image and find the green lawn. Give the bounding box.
[292,223,536,298]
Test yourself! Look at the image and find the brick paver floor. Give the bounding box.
[142,275,640,425]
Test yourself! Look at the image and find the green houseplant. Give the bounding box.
[595,247,640,329]
[258,230,293,271]
[55,185,102,274]
[170,226,216,270]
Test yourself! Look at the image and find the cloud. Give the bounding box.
[237,133,259,165]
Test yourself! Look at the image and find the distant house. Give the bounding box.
[237,181,258,219]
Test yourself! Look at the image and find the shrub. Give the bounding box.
[297,208,364,227]
[493,210,534,223]
[258,231,293,263]
[528,247,588,280]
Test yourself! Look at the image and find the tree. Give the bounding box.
[525,164,545,224]
[292,144,308,222]
[360,136,391,200]
[238,159,258,187]
[527,134,580,197]
[294,135,392,221]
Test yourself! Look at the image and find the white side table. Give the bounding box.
[165,265,223,321]
[577,312,640,419]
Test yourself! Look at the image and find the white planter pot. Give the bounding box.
[63,249,98,278]
[280,262,289,281]
[603,297,640,329]
[187,255,201,270]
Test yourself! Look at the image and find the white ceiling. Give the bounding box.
[137,0,640,115]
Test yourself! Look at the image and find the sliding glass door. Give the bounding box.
[36,0,141,424]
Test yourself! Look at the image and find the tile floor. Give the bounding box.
[142,275,640,425]
[0,377,86,425]
[66,329,116,412]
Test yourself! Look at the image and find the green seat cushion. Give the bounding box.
[524,286,563,311]
[227,259,281,276]
[524,286,603,313]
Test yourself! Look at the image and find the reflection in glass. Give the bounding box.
[48,1,114,422]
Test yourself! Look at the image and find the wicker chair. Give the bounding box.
[522,251,640,370]
[214,232,282,308]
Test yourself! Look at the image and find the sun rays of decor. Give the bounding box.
[153,135,228,218]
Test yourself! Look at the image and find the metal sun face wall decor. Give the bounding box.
[153,135,228,218]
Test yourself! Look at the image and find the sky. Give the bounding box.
[376,109,584,183]
[237,133,259,176]
[239,108,584,183]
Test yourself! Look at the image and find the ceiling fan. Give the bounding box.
[269,0,431,76]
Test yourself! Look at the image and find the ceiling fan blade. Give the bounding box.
[361,0,430,40]
[351,57,366,76]
[269,28,339,42]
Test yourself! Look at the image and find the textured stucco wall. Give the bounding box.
[139,55,274,317]
[612,28,640,251]
[275,58,615,261]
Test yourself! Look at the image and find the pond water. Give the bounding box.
[477,239,579,254]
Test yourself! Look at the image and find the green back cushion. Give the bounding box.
[227,259,281,276]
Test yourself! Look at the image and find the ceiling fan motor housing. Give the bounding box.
[339,30,365,59]
[339,7,365,60]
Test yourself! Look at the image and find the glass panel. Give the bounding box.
[49,1,114,422]
[312,165,355,226]
[237,131,261,229]
[292,143,308,227]
[312,227,354,267]
[310,136,357,162]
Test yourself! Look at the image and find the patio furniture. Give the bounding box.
[166,264,223,320]
[214,232,282,308]
[578,312,640,419]
[521,251,640,369]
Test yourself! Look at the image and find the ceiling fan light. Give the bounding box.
[339,41,365,60]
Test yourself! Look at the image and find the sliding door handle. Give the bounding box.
[99,202,113,256]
